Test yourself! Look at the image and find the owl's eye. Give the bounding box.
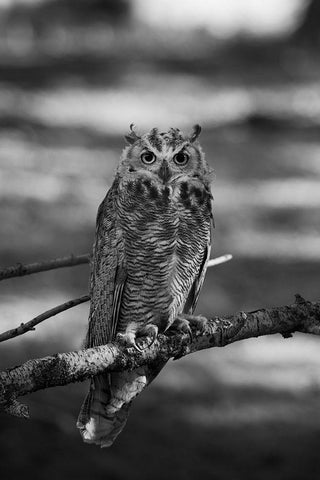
[141,151,156,165]
[173,152,189,166]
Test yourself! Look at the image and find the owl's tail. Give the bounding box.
[77,370,148,448]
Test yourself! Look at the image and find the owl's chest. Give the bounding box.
[116,176,211,250]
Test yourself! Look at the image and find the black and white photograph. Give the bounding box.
[1,1,320,479]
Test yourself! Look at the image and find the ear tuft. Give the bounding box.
[189,124,201,143]
[124,123,141,145]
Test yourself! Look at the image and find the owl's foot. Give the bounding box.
[168,314,208,338]
[167,317,192,340]
[116,325,159,352]
[168,315,208,360]
[135,324,159,351]
[116,331,137,349]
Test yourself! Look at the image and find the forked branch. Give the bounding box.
[1,294,319,418]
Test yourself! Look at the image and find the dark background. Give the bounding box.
[1,1,320,479]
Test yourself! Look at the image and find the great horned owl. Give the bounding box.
[77,125,214,447]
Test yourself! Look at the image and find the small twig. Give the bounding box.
[0,295,90,343]
[207,254,233,268]
[0,254,90,282]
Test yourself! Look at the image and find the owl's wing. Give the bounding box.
[85,182,126,347]
[183,214,214,315]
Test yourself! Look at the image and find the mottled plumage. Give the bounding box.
[77,125,214,447]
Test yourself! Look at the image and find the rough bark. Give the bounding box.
[1,294,319,418]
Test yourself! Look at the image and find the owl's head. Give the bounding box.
[118,125,211,185]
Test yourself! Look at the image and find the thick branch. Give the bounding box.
[0,295,90,344]
[0,254,90,281]
[1,295,319,418]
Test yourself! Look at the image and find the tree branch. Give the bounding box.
[1,295,319,418]
[0,253,231,282]
[207,254,233,268]
[0,295,90,344]
[0,254,90,282]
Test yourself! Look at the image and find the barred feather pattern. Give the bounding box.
[115,175,212,332]
[77,127,213,447]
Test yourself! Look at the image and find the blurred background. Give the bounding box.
[1,0,320,478]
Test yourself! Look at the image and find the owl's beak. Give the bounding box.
[157,160,172,183]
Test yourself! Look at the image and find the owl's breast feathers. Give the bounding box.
[112,173,213,332]
[86,172,213,348]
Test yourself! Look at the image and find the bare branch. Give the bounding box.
[1,295,319,418]
[0,252,230,283]
[207,254,233,268]
[0,254,90,282]
[0,295,90,344]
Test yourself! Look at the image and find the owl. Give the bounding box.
[77,125,214,447]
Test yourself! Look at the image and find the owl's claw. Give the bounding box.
[116,325,159,352]
[169,314,208,339]
[135,324,159,351]
[132,341,145,353]
[168,317,193,342]
[168,315,207,361]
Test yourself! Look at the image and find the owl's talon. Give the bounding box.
[135,324,159,351]
[168,317,192,340]
[182,314,208,335]
[133,340,145,353]
[169,314,208,339]
[116,333,150,352]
